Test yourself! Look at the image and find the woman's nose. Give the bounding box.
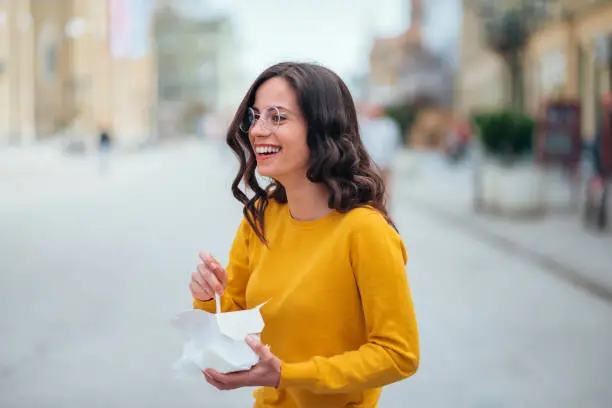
[250,119,272,136]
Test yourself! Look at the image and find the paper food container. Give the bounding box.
[172,299,266,377]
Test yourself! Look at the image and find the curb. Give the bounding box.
[401,190,612,306]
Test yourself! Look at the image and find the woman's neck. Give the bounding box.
[280,177,330,221]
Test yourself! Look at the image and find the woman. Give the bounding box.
[190,62,419,407]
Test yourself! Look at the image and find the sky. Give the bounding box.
[172,0,461,83]
[231,0,408,80]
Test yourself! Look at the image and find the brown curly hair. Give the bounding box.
[226,62,395,244]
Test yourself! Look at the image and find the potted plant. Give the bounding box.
[473,111,534,161]
[472,110,545,217]
[384,103,417,147]
[384,102,419,176]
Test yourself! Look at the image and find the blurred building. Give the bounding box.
[153,3,237,137]
[367,0,454,149]
[0,0,157,147]
[368,0,451,106]
[454,3,505,115]
[457,0,612,141]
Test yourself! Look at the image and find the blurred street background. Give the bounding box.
[1,0,612,407]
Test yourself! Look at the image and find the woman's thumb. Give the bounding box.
[246,334,268,358]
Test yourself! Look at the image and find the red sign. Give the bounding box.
[536,100,582,166]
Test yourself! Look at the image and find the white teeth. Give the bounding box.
[255,146,280,154]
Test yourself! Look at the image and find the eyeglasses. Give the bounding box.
[240,106,284,133]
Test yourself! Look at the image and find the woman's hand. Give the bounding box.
[190,251,227,301]
[203,335,282,390]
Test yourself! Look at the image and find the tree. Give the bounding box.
[473,0,550,111]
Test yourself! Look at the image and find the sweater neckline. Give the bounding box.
[284,204,340,230]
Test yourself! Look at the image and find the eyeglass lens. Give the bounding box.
[241,106,281,132]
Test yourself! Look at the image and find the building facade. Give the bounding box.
[454,3,506,116]
[457,0,612,141]
[526,0,612,140]
[367,0,455,148]
[368,0,451,107]
[0,0,36,144]
[0,0,157,147]
[153,5,237,137]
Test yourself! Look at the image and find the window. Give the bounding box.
[43,44,58,80]
[38,22,60,82]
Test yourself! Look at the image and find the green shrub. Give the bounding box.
[384,104,417,145]
[472,110,535,157]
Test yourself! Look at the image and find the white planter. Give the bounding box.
[478,159,546,217]
[541,166,580,212]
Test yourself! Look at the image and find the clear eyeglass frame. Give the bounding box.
[239,106,282,133]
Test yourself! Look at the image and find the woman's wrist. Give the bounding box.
[273,358,282,388]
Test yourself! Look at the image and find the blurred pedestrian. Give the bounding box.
[189,62,419,407]
[584,131,608,229]
[98,126,112,174]
[358,103,401,197]
[444,119,472,163]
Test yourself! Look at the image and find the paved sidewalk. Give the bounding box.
[392,150,612,302]
[0,139,197,209]
[3,140,611,408]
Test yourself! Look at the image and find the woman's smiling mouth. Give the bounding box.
[254,144,282,160]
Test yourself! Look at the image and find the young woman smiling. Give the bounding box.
[190,62,419,408]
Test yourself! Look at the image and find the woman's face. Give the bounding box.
[248,77,309,184]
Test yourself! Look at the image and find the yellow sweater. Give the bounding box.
[194,200,419,407]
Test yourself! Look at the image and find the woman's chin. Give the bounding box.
[256,166,276,179]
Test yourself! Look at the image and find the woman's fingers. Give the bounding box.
[197,263,223,295]
[198,252,227,293]
[208,259,228,288]
[198,250,211,263]
[189,273,213,300]
[203,370,230,390]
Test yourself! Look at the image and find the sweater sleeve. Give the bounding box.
[278,213,419,393]
[193,217,251,313]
